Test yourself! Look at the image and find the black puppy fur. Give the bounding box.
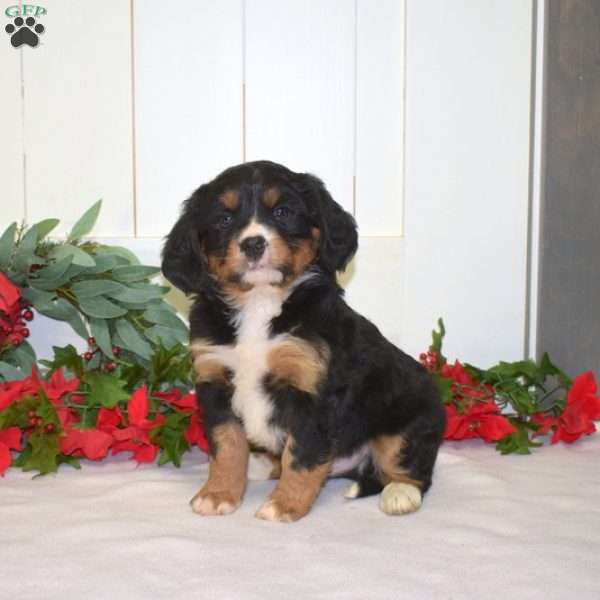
[162,160,446,518]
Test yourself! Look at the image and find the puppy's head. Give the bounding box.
[161,161,357,295]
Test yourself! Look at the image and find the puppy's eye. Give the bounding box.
[216,213,233,229]
[272,205,290,219]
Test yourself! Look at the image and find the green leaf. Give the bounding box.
[0,222,17,269]
[429,318,447,365]
[32,255,73,283]
[9,342,37,374]
[35,297,89,340]
[143,306,188,331]
[67,200,102,242]
[13,226,42,271]
[71,279,126,299]
[112,265,161,282]
[48,243,96,267]
[151,412,191,467]
[85,253,122,274]
[539,352,572,388]
[495,419,542,455]
[145,324,185,348]
[98,244,140,265]
[84,371,130,409]
[78,295,128,319]
[46,345,84,378]
[115,319,153,360]
[433,373,454,405]
[16,432,61,477]
[88,317,114,359]
[0,361,25,381]
[57,455,81,470]
[21,286,56,307]
[34,218,60,240]
[108,282,168,304]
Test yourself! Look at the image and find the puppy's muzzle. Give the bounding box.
[240,235,267,261]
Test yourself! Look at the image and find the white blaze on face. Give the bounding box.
[238,218,282,285]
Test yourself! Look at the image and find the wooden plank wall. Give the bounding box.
[538,0,600,376]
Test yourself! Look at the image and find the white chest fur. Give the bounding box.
[211,287,287,453]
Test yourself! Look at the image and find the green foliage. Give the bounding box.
[0,202,190,383]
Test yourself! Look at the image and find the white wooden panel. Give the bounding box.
[245,0,355,213]
[0,41,24,225]
[355,0,404,236]
[134,0,244,238]
[401,0,533,366]
[23,0,134,237]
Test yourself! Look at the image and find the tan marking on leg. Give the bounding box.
[262,187,280,208]
[267,336,329,395]
[371,434,422,488]
[371,434,423,516]
[190,422,249,516]
[220,190,239,210]
[255,438,330,523]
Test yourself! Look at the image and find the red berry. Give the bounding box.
[22,309,34,321]
[87,337,96,346]
[21,328,30,338]
[28,410,37,419]
[112,346,121,356]
[419,353,427,362]
[44,424,55,434]
[83,351,94,361]
[10,335,22,346]
[105,361,116,372]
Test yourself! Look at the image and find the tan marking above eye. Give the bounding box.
[267,336,329,394]
[263,187,280,208]
[220,190,239,210]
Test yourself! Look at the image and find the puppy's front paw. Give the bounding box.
[379,482,422,515]
[255,498,306,523]
[190,490,241,516]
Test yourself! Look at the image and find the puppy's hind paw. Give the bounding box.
[379,482,422,515]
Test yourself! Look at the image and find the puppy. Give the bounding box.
[162,160,446,522]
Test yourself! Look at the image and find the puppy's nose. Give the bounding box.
[240,235,267,260]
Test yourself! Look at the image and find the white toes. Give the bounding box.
[255,499,279,521]
[190,494,236,516]
[379,482,422,515]
[344,482,361,499]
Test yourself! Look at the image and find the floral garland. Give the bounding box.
[421,320,600,454]
[1,207,599,478]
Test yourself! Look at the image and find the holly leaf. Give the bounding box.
[44,345,84,378]
[433,373,454,405]
[495,419,542,455]
[151,412,191,467]
[14,432,61,477]
[429,318,447,365]
[84,371,130,409]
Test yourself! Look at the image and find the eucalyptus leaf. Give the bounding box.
[85,253,121,274]
[112,265,161,282]
[89,317,114,358]
[33,255,73,281]
[0,361,25,381]
[98,245,140,265]
[13,226,42,271]
[21,287,56,306]
[143,306,188,332]
[78,296,128,319]
[67,200,102,242]
[48,244,96,267]
[34,218,60,241]
[0,222,17,270]
[10,342,37,373]
[108,283,166,304]
[144,325,182,348]
[71,279,126,299]
[115,319,153,359]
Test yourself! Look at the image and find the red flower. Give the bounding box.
[155,390,197,412]
[0,273,20,314]
[111,386,164,463]
[532,371,600,444]
[441,360,476,386]
[0,427,23,476]
[41,369,80,403]
[59,427,113,461]
[445,401,517,443]
[185,412,209,453]
[0,376,39,411]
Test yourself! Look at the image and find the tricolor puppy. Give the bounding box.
[162,160,446,522]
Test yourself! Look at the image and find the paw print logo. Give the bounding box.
[5,16,45,48]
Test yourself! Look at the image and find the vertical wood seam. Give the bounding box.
[130,0,138,237]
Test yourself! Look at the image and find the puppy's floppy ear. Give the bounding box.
[303,174,358,273]
[161,192,207,295]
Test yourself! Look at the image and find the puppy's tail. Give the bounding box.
[340,455,384,500]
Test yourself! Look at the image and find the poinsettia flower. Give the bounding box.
[185,412,209,452]
[0,272,20,314]
[59,427,113,461]
[96,406,123,434]
[445,401,517,443]
[110,386,164,464]
[0,427,24,477]
[0,376,39,411]
[531,371,600,444]
[40,369,80,403]
[155,390,197,412]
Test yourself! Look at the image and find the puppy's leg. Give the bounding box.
[371,416,443,516]
[190,420,249,516]
[247,450,282,480]
[256,437,330,523]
